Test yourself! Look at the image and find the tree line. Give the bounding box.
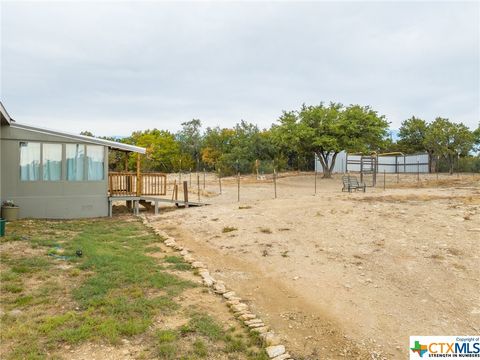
[83,102,480,177]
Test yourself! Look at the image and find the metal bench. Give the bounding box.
[342,175,366,192]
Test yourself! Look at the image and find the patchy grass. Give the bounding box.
[0,218,270,360]
[193,338,208,357]
[163,255,192,271]
[156,313,269,359]
[0,218,192,358]
[222,226,238,233]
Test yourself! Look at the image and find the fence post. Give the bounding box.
[171,180,177,201]
[417,161,420,182]
[314,169,317,195]
[273,168,277,199]
[179,159,182,183]
[203,168,206,189]
[218,171,222,194]
[237,172,240,202]
[183,181,189,208]
[457,154,460,178]
[197,173,200,202]
[360,156,364,184]
[383,170,386,190]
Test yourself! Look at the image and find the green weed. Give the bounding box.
[193,339,208,357]
[2,283,23,293]
[188,314,223,340]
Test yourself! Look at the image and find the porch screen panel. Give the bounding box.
[20,142,40,181]
[42,144,62,181]
[66,144,85,181]
[87,145,105,181]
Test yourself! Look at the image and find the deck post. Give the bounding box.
[136,154,141,196]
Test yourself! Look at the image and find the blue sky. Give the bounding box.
[1,1,478,136]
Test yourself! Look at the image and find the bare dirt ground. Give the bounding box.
[147,172,480,359]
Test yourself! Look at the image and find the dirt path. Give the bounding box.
[147,174,480,359]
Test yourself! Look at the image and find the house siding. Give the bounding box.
[1,125,109,219]
[0,123,3,203]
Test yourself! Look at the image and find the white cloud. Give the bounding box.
[1,0,478,137]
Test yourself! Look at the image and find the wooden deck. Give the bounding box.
[108,172,167,197]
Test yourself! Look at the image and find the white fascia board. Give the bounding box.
[10,122,146,154]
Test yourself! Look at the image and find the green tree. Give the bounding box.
[176,119,202,170]
[271,111,305,169]
[80,130,94,137]
[473,124,480,152]
[397,116,437,171]
[200,121,278,175]
[201,127,235,171]
[424,118,475,174]
[398,117,428,153]
[276,103,388,178]
[126,129,183,172]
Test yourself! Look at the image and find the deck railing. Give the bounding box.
[108,172,167,196]
[141,173,167,195]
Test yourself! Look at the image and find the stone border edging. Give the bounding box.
[140,216,294,360]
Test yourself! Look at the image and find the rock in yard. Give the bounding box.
[251,326,269,334]
[231,303,248,313]
[228,296,242,302]
[213,282,227,294]
[227,299,241,306]
[245,318,263,325]
[202,274,215,287]
[261,332,281,346]
[155,230,168,237]
[271,353,291,360]
[223,291,236,299]
[191,261,206,269]
[234,310,250,318]
[248,322,265,328]
[239,313,256,321]
[266,345,286,358]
